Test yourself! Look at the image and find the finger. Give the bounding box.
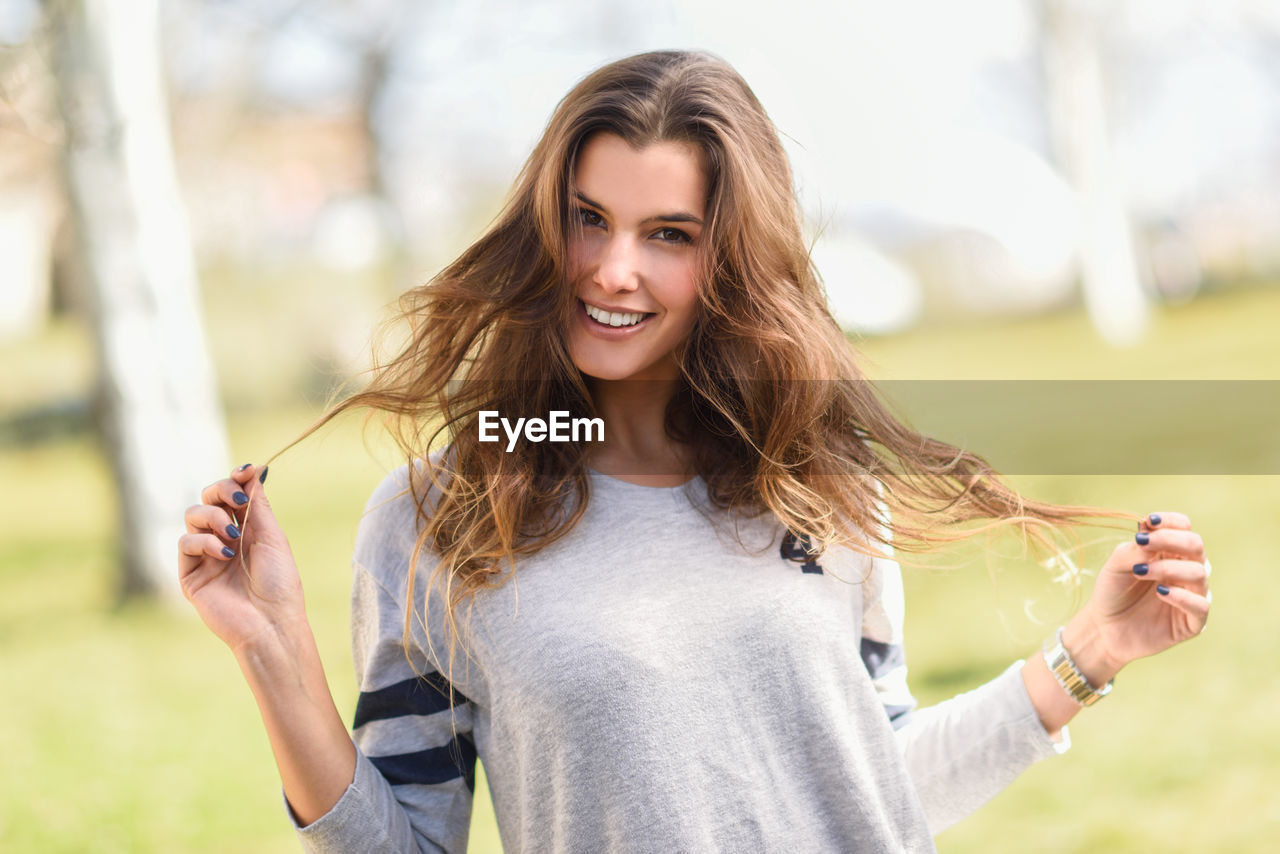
[201,476,254,514]
[231,462,259,486]
[1130,557,1209,592]
[184,503,242,541]
[177,532,237,572]
[1138,511,1191,531]
[239,464,274,527]
[1134,528,1205,562]
[1155,585,1211,631]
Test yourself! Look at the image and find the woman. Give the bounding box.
[178,50,1211,852]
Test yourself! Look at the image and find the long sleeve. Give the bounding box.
[891,658,1069,835]
[860,492,1070,835]
[288,467,478,853]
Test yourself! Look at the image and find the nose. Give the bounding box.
[592,234,641,294]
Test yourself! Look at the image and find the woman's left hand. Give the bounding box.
[1077,511,1211,674]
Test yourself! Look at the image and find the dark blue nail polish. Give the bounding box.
[221,546,235,558]
[258,465,269,485]
[1148,513,1161,526]
[1136,531,1150,546]
[1133,563,1149,576]
[225,524,240,540]
[238,463,252,471]
[1157,584,1170,595]
[232,491,249,506]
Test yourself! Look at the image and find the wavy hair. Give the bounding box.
[282,49,1133,677]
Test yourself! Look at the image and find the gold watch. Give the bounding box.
[1043,627,1114,706]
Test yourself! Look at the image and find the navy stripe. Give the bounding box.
[884,705,915,730]
[860,637,905,680]
[369,736,478,792]
[353,673,470,730]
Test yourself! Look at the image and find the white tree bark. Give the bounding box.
[49,0,230,601]
[1038,0,1149,346]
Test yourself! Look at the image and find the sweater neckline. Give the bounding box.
[586,467,704,494]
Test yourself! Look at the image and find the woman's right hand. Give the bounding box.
[179,464,358,824]
[178,464,306,653]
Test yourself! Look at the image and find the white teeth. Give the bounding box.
[585,304,647,327]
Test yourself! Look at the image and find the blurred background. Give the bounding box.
[2,0,1278,851]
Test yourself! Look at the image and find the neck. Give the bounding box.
[585,376,691,479]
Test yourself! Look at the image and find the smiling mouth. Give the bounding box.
[581,301,655,328]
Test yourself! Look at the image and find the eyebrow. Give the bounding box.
[573,191,704,226]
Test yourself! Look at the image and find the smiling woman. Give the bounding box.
[178,49,1211,854]
[565,132,705,384]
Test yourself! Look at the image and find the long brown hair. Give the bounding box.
[283,49,1133,675]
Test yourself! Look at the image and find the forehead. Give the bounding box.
[572,133,707,218]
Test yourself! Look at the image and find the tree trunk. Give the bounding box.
[1037,0,1149,346]
[48,0,230,602]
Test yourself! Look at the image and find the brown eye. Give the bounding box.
[578,208,604,227]
[655,227,691,244]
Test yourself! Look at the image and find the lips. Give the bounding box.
[576,299,655,338]
[582,301,653,327]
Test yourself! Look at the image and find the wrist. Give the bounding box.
[233,616,319,684]
[1061,612,1124,688]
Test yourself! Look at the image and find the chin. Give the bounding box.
[568,339,680,384]
[574,362,644,382]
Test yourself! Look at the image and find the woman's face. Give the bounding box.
[565,132,707,383]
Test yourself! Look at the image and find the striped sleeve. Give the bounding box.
[289,462,478,854]
[860,543,917,730]
[864,486,1071,834]
[859,484,917,730]
[349,562,477,842]
[290,561,476,854]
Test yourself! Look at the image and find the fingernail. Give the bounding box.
[221,546,235,558]
[1148,513,1162,526]
[225,524,240,540]
[1132,563,1149,576]
[238,462,252,471]
[232,491,249,506]
[258,465,269,485]
[1157,584,1170,595]
[1136,531,1150,546]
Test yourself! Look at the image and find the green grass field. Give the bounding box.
[2,282,1277,852]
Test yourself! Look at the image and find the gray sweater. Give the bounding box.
[289,464,1068,852]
